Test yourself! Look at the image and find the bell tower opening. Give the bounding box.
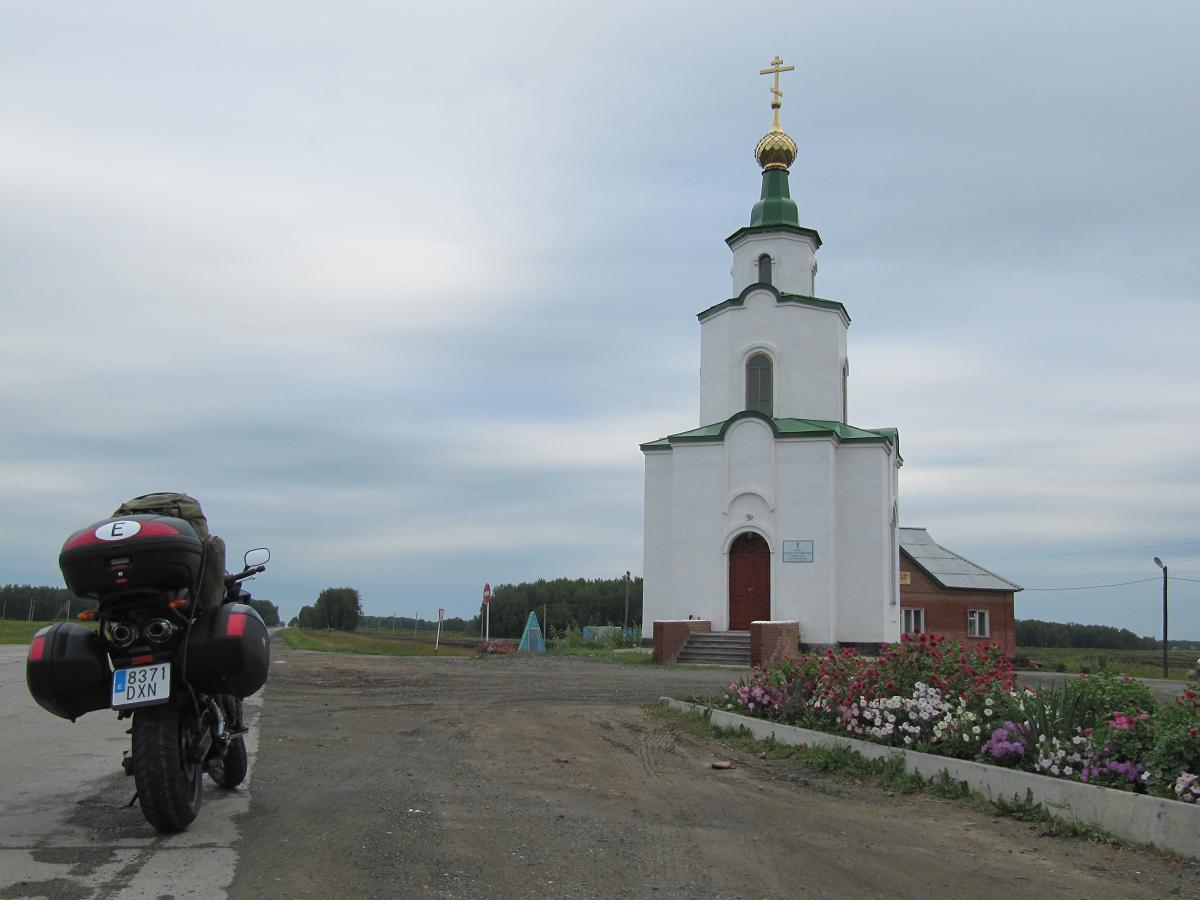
[757,253,772,284]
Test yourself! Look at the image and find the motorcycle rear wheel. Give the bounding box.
[131,702,203,832]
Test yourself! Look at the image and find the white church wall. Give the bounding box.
[834,445,902,644]
[641,451,674,638]
[700,292,848,425]
[668,444,731,628]
[729,231,817,296]
[773,439,838,644]
[725,417,775,506]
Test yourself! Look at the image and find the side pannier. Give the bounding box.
[185,603,270,698]
[26,622,112,721]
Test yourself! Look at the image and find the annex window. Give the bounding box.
[902,608,924,634]
[967,609,990,638]
[757,253,772,285]
[746,353,773,416]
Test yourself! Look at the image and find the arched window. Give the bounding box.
[757,254,772,285]
[746,353,773,416]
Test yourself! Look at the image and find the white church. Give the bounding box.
[641,59,902,650]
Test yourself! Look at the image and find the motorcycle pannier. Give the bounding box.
[185,603,270,698]
[59,515,203,601]
[26,622,112,721]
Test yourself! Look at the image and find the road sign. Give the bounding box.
[483,583,492,605]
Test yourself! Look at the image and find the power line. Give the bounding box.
[1022,577,1159,592]
[1007,569,1200,579]
[1171,576,1200,584]
[985,540,1200,563]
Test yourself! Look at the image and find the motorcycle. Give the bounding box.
[26,511,271,832]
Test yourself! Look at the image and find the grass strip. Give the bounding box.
[0,619,98,644]
[651,705,1157,850]
[281,628,474,657]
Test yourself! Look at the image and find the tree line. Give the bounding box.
[293,587,363,631]
[1,583,279,624]
[0,584,95,620]
[468,575,643,639]
[1017,618,1157,650]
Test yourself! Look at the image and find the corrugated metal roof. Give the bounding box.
[899,527,1022,592]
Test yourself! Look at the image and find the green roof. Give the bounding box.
[697,282,850,325]
[641,410,901,458]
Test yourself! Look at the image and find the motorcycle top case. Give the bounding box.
[59,514,202,601]
[26,622,112,721]
[185,603,270,698]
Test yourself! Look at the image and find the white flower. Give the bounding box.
[971,725,981,735]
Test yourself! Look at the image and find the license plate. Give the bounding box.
[111,662,171,709]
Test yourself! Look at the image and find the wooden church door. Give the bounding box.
[728,532,770,630]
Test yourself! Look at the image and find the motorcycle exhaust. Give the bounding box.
[107,622,138,648]
[145,619,178,644]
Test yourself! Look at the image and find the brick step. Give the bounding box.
[676,631,751,665]
[686,633,750,644]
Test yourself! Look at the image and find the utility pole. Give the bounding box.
[623,571,631,632]
[1154,557,1169,678]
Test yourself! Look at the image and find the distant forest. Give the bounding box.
[469,575,643,639]
[1016,618,1200,651]
[0,584,279,626]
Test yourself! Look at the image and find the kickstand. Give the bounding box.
[126,791,139,808]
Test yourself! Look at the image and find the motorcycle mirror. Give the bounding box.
[244,548,270,568]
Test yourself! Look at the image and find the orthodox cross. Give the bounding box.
[759,55,795,122]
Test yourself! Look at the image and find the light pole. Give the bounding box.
[1154,556,1168,679]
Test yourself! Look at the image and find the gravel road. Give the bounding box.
[229,638,1199,900]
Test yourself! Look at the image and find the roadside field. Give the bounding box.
[0,618,96,644]
[281,627,476,656]
[1018,647,1198,680]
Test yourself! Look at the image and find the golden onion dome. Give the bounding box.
[754,126,797,171]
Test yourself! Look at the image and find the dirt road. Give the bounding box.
[231,640,1199,899]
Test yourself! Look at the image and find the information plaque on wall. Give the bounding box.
[782,540,814,563]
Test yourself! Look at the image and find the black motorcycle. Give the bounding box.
[26,512,271,832]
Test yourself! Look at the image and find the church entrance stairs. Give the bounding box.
[676,631,751,666]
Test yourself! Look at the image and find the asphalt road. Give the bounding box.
[0,644,263,899]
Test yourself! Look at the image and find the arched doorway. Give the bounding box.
[728,532,770,630]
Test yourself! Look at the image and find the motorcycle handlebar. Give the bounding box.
[224,564,266,586]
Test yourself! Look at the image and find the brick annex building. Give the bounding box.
[898,527,1021,651]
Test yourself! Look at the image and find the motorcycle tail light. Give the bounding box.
[29,636,45,662]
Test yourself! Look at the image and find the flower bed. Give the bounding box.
[719,632,1200,804]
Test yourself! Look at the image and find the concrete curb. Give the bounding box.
[660,698,1200,860]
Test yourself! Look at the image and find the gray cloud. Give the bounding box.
[2,2,1197,635]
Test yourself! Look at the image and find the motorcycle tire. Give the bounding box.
[131,702,203,832]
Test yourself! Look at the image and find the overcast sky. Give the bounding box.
[3,2,1198,637]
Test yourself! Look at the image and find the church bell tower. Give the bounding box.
[640,57,901,649]
[698,57,850,427]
